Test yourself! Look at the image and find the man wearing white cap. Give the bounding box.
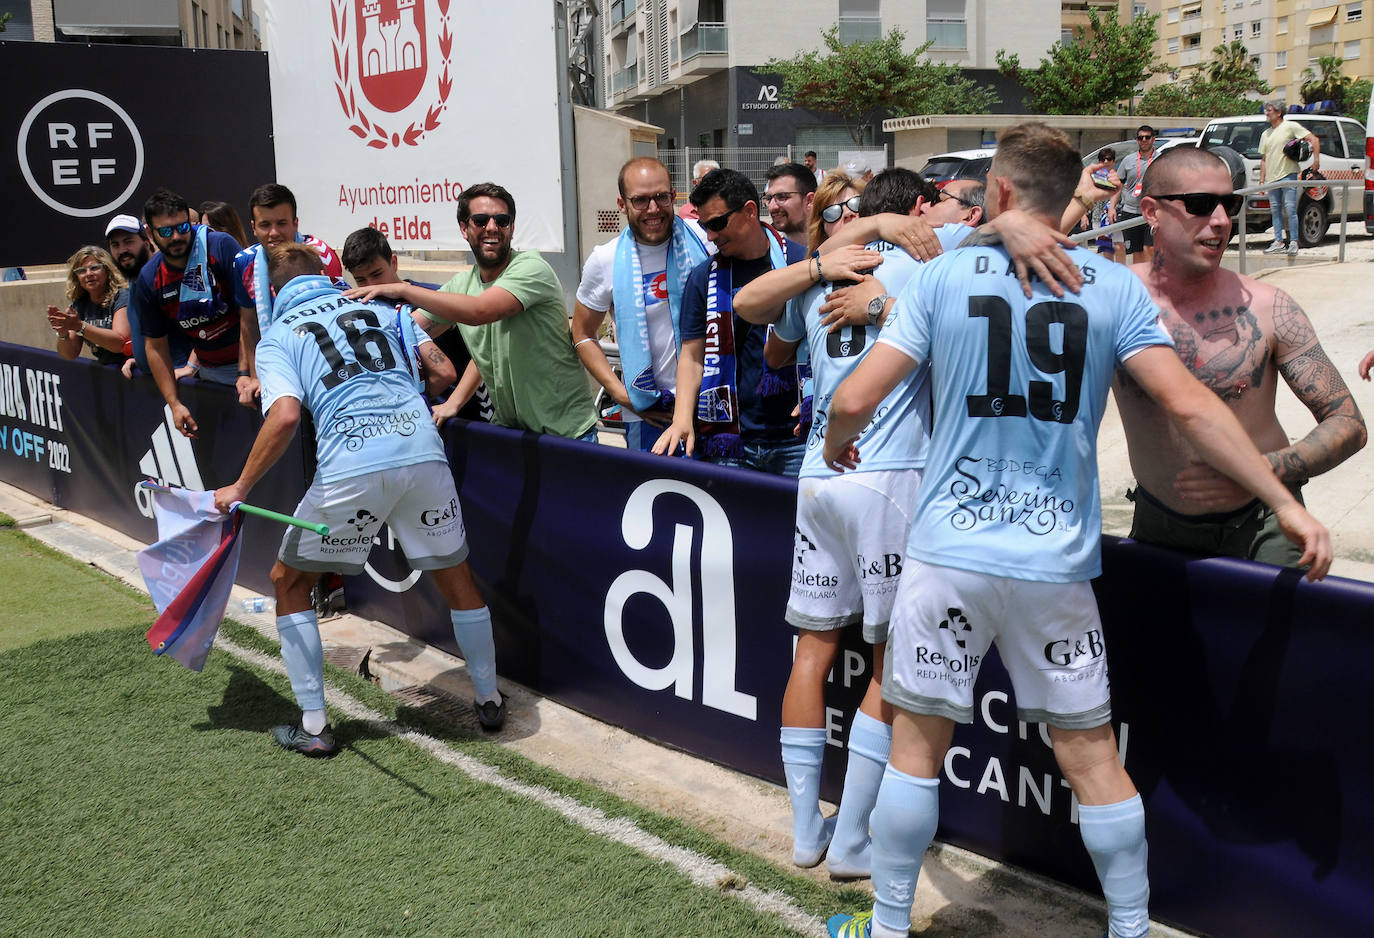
[105,214,152,281]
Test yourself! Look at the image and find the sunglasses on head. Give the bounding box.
[700,204,743,233]
[1153,192,1243,217]
[153,220,192,238]
[820,196,862,224]
[468,213,513,228]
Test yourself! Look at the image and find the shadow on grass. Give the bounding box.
[192,664,298,733]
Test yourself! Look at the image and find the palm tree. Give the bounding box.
[1300,55,1353,109]
[1205,40,1270,95]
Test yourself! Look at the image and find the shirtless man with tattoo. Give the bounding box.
[1114,147,1366,565]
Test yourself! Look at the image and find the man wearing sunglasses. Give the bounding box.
[923,179,984,228]
[654,168,810,472]
[1113,146,1365,566]
[573,157,712,451]
[128,187,246,439]
[763,162,818,242]
[1107,125,1159,264]
[348,182,597,441]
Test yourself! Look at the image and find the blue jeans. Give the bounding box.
[710,436,805,477]
[1269,173,1299,243]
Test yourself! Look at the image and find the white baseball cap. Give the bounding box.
[843,157,870,176]
[105,214,142,237]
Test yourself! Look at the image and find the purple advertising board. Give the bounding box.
[1,343,1370,936]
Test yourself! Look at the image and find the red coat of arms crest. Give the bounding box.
[332,0,452,148]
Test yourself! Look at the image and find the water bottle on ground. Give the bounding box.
[241,597,275,613]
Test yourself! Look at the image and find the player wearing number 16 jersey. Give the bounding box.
[821,123,1332,938]
[215,244,506,759]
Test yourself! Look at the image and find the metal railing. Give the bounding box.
[612,63,639,95]
[1069,177,1363,274]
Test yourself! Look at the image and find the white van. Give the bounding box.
[1199,111,1367,246]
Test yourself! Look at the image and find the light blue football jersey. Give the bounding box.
[777,224,970,479]
[257,277,446,484]
[879,242,1171,582]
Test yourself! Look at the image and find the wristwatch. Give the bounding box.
[866,294,891,326]
[77,322,87,338]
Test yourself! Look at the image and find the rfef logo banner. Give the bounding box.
[263,0,566,254]
[0,42,274,266]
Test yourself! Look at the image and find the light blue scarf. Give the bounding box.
[251,232,313,335]
[611,217,707,413]
[178,225,213,315]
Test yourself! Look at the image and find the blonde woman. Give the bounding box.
[806,170,866,254]
[47,246,131,366]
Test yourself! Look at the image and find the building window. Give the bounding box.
[1168,7,1180,24]
[925,0,966,50]
[1186,34,1202,48]
[1350,2,1364,23]
[1233,25,1243,38]
[1251,55,1261,68]
[1182,4,1202,20]
[1133,2,1147,18]
[1168,37,1180,53]
[1250,20,1260,36]
[1345,39,1362,58]
[1277,15,1288,33]
[839,0,882,44]
[1277,50,1287,68]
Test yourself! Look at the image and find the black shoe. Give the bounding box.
[474,696,506,732]
[271,722,338,757]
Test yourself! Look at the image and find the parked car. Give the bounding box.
[1081,135,1201,167]
[918,149,995,187]
[1199,111,1367,247]
[1365,97,1374,236]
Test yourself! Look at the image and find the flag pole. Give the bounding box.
[138,482,330,535]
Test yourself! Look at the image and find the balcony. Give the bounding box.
[610,0,637,32]
[927,18,967,50]
[678,22,728,77]
[611,63,639,96]
[838,16,882,44]
[1180,47,1202,67]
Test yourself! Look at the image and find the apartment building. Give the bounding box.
[600,0,1060,151]
[1153,1,1373,109]
[0,0,260,49]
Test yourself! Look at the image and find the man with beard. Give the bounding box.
[762,162,818,243]
[105,214,152,279]
[128,187,246,438]
[572,157,709,451]
[348,182,597,440]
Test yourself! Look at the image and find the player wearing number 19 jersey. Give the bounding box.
[823,122,1331,938]
[215,244,505,759]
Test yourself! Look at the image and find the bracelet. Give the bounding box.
[237,369,251,377]
[77,322,87,338]
[573,337,598,349]
[812,251,823,283]
[1077,193,1095,212]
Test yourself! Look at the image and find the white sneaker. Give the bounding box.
[1263,241,1286,255]
[1287,241,1299,256]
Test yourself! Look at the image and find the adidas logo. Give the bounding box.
[134,405,205,518]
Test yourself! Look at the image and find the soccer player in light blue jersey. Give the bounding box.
[215,243,506,756]
[821,123,1332,938]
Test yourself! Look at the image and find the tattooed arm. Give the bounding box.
[417,339,458,400]
[1264,290,1367,479]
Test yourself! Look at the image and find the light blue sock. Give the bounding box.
[450,606,499,702]
[780,726,830,865]
[828,710,892,876]
[276,610,325,712]
[1079,795,1150,938]
[870,764,940,938]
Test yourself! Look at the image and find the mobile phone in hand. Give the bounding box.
[1092,171,1119,192]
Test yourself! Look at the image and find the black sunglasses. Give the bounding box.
[1153,192,1243,217]
[940,190,976,209]
[1136,134,1154,141]
[700,204,743,233]
[153,220,192,238]
[469,212,513,228]
[820,196,862,224]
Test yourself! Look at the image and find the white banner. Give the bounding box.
[263,0,564,255]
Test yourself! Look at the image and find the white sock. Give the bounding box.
[301,708,327,735]
[1079,795,1150,938]
[871,764,940,937]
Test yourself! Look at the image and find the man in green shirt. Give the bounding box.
[349,182,597,440]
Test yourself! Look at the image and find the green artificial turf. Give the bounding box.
[0,523,849,937]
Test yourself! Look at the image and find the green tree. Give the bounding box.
[1141,41,1269,117]
[1301,55,1355,111]
[1205,40,1269,94]
[996,8,1165,114]
[761,25,999,146]
[0,11,11,31]
[1347,78,1372,121]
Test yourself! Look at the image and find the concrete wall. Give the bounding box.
[573,106,663,265]
[0,275,72,354]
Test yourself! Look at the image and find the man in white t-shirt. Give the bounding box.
[1259,101,1321,255]
[573,157,711,451]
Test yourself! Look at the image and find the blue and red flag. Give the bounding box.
[137,486,244,672]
